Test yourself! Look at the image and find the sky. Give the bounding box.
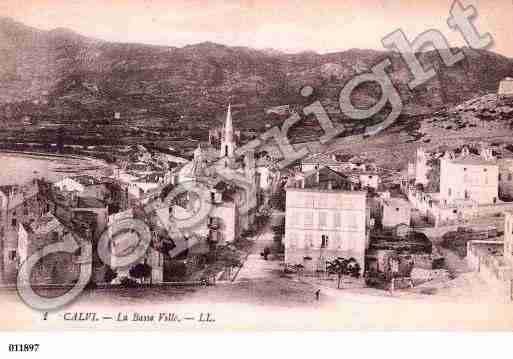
[1,0,513,57]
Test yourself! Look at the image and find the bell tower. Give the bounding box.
[220,104,236,159]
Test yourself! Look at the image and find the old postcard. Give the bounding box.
[1,0,513,333]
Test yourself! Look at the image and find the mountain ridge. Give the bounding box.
[1,17,513,142]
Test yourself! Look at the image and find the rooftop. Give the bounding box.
[302,153,341,166]
[286,166,361,192]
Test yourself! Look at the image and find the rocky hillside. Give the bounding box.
[1,17,513,139]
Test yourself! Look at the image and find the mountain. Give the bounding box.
[1,17,513,144]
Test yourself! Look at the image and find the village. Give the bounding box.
[2,78,513,305]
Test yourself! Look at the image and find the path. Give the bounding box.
[234,221,282,282]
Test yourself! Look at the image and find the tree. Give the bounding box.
[129,262,152,285]
[346,258,361,278]
[104,266,118,283]
[293,264,305,281]
[326,257,349,289]
[218,249,242,280]
[326,257,361,288]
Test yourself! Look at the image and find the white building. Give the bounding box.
[352,172,380,190]
[439,147,499,206]
[498,159,513,200]
[381,197,411,229]
[504,212,513,266]
[414,147,431,187]
[284,167,368,272]
[53,177,85,193]
[300,153,343,172]
[220,103,236,162]
[498,77,513,98]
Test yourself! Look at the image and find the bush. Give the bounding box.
[104,267,117,283]
[119,277,138,288]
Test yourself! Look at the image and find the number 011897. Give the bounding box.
[8,344,40,352]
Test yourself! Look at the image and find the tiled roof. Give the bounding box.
[302,153,341,166]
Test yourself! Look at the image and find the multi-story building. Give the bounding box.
[498,159,513,200]
[380,197,411,229]
[284,167,368,272]
[414,147,431,187]
[439,147,498,206]
[498,77,513,99]
[0,181,49,284]
[504,212,513,266]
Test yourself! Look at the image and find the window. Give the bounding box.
[333,212,341,228]
[289,235,298,248]
[11,218,16,228]
[304,212,313,227]
[332,233,341,249]
[305,233,313,248]
[318,212,327,228]
[396,207,400,212]
[289,212,300,226]
[509,174,512,181]
[321,235,329,249]
[9,250,16,261]
[484,168,487,172]
[448,188,452,197]
[499,174,502,181]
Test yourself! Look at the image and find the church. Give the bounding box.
[176,105,258,243]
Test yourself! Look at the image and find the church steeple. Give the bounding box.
[220,104,236,158]
[224,103,233,143]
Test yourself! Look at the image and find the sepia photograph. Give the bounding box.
[1,0,513,338]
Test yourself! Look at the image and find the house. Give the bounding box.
[300,153,343,172]
[413,147,431,187]
[498,159,513,200]
[440,147,498,206]
[53,176,111,202]
[504,212,513,266]
[284,167,368,272]
[0,181,50,284]
[498,77,513,99]
[14,213,88,286]
[348,171,380,190]
[53,177,85,193]
[108,228,164,284]
[171,186,240,245]
[380,197,411,229]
